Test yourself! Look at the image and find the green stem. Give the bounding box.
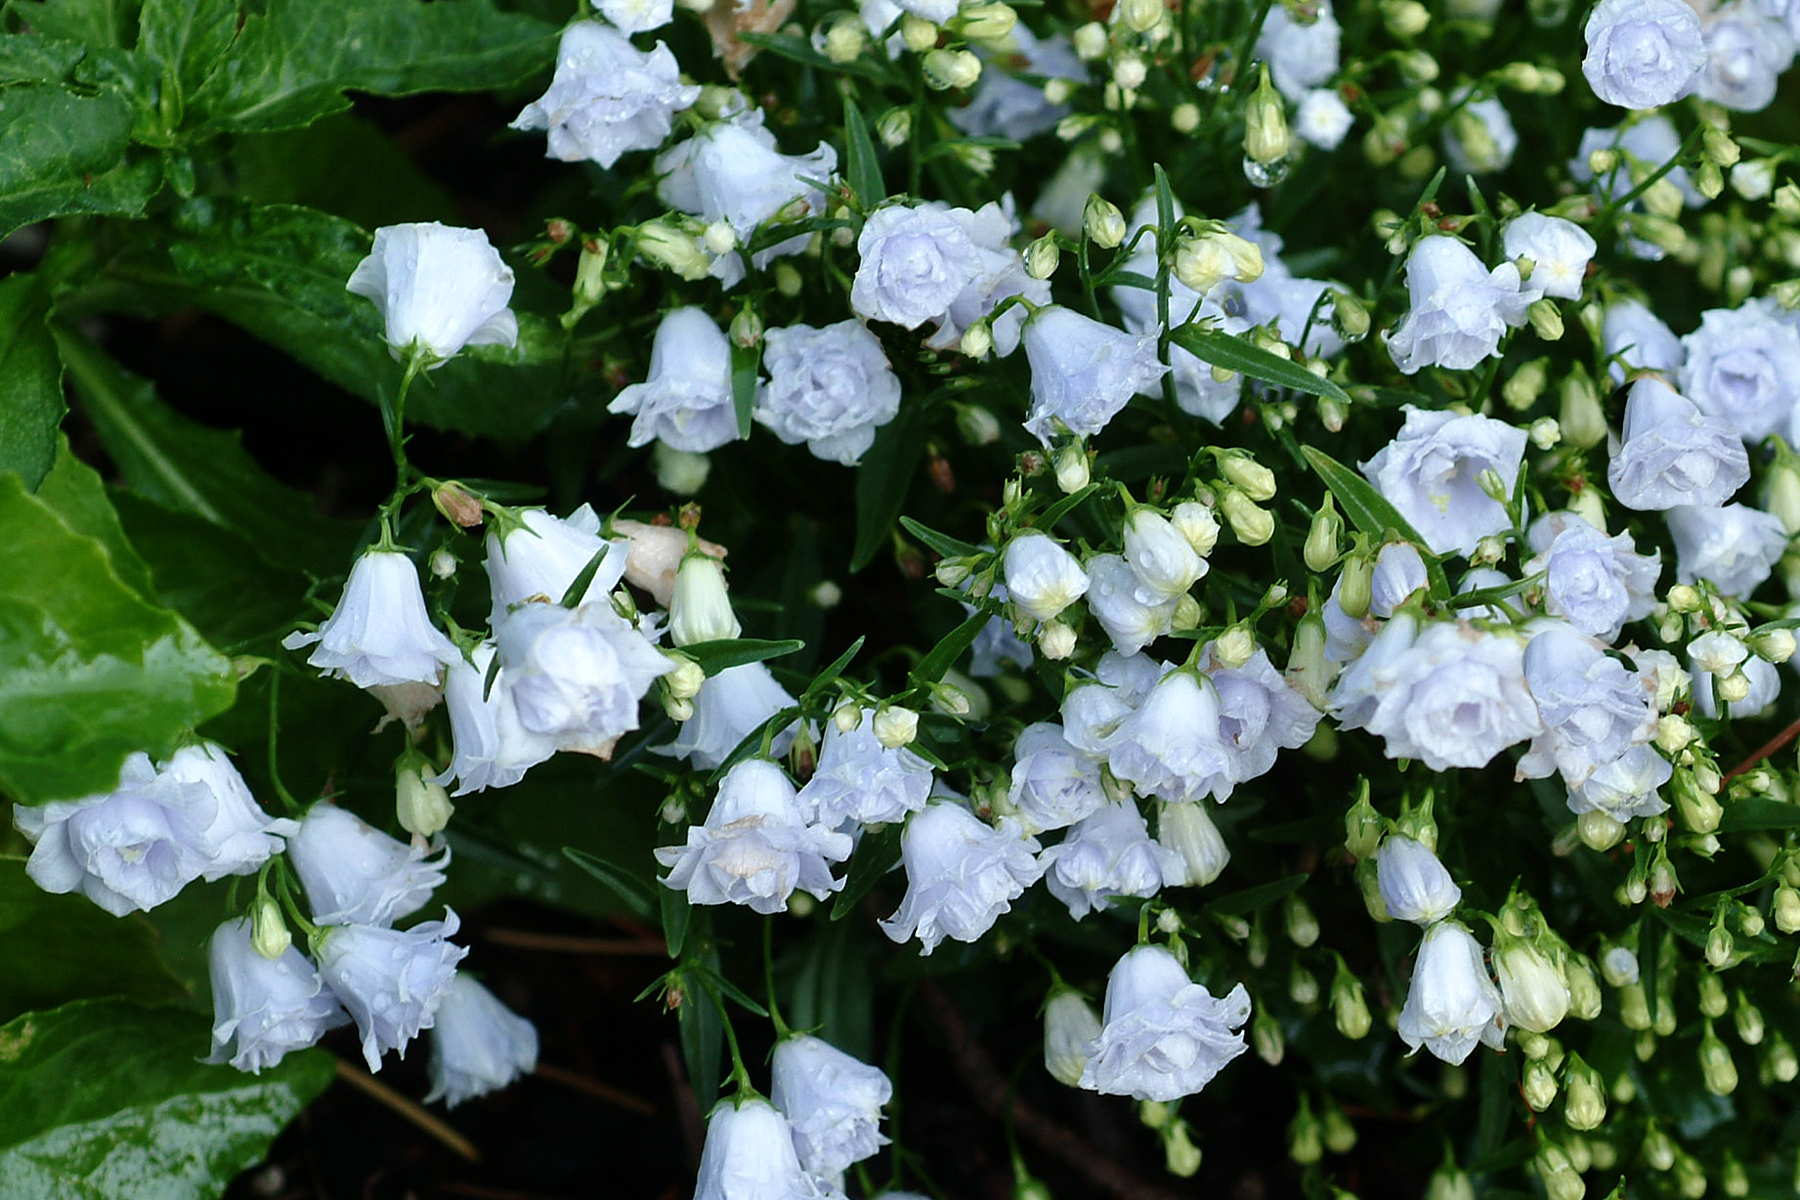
[265,670,302,815]
[710,984,757,1096]
[762,917,791,1039]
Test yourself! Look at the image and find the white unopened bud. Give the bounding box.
[1072,20,1108,58]
[396,765,454,839]
[1114,0,1162,31]
[1084,195,1127,248]
[923,48,981,90]
[960,320,993,359]
[1217,453,1276,500]
[1213,624,1256,670]
[1039,620,1077,660]
[1220,490,1274,545]
[1043,990,1102,1086]
[1171,500,1219,556]
[1025,234,1060,280]
[429,548,457,579]
[1158,800,1229,886]
[652,443,711,495]
[1055,443,1090,493]
[670,553,742,646]
[251,892,292,960]
[1245,66,1289,164]
[873,705,918,748]
[664,654,706,701]
[1173,229,1265,295]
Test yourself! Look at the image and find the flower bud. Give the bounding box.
[1732,992,1764,1045]
[1576,809,1625,852]
[1288,613,1334,709]
[1563,1054,1606,1130]
[1619,981,1651,1030]
[1217,452,1276,501]
[956,1,1016,41]
[1566,956,1602,1020]
[1767,1031,1799,1082]
[1535,1142,1583,1200]
[670,553,742,647]
[1751,627,1797,664]
[1383,0,1430,34]
[1084,195,1127,248]
[1497,938,1570,1033]
[1173,229,1265,295]
[1170,500,1219,556]
[953,403,1001,446]
[1522,1057,1558,1111]
[635,218,710,280]
[1245,66,1289,165]
[1042,989,1101,1086]
[1039,620,1077,660]
[1025,233,1059,280]
[1253,1006,1284,1064]
[1528,298,1564,341]
[1503,358,1548,410]
[1648,855,1678,907]
[1285,893,1320,948]
[1343,781,1382,861]
[1219,490,1274,545]
[1163,1120,1201,1176]
[873,705,918,748]
[923,48,981,90]
[432,480,485,528]
[1304,496,1342,571]
[1698,971,1727,1019]
[251,891,292,960]
[397,765,454,839]
[959,319,994,360]
[1775,885,1800,933]
[1701,1022,1739,1095]
[1213,624,1257,672]
[1158,800,1229,886]
[1072,20,1107,57]
[1055,443,1090,494]
[1332,962,1371,1039]
[1427,1161,1475,1200]
[1288,1096,1322,1164]
[1115,0,1162,32]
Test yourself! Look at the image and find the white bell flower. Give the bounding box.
[496,600,675,760]
[1581,0,1707,109]
[1501,214,1597,302]
[314,910,469,1072]
[1693,7,1796,112]
[1043,989,1103,1087]
[204,917,350,1074]
[1383,238,1533,377]
[1123,508,1206,605]
[1667,503,1788,597]
[1569,743,1672,821]
[693,1097,845,1200]
[1360,405,1526,557]
[346,223,516,363]
[159,743,297,880]
[655,661,802,770]
[1079,944,1251,1101]
[1607,378,1750,511]
[754,321,903,466]
[426,974,540,1107]
[609,307,741,453]
[1020,306,1168,444]
[286,802,448,927]
[1602,298,1684,384]
[434,643,558,796]
[1040,800,1179,920]
[656,760,851,914]
[1396,920,1507,1065]
[1375,834,1462,925]
[485,505,630,625]
[669,553,743,647]
[1156,800,1230,887]
[1679,302,1800,443]
[879,802,1043,954]
[1106,669,1234,804]
[797,714,935,830]
[1007,722,1107,834]
[770,1034,893,1177]
[1002,531,1089,623]
[1522,511,1661,641]
[1199,642,1322,795]
[851,203,994,330]
[510,22,699,168]
[1082,553,1177,657]
[593,0,672,33]
[1255,0,1341,100]
[1517,626,1656,788]
[283,549,458,689]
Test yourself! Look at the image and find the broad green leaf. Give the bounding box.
[20,0,143,49]
[0,472,235,805]
[0,858,184,1024]
[841,96,883,207]
[0,275,65,491]
[1719,797,1800,833]
[228,111,456,228]
[188,0,556,134]
[0,35,87,85]
[1203,872,1309,917]
[0,999,333,1200]
[33,440,157,600]
[1299,445,1450,599]
[111,200,567,439]
[56,328,360,577]
[137,0,237,98]
[1169,325,1352,405]
[850,402,924,572]
[681,637,805,677]
[0,86,161,239]
[783,918,873,1062]
[562,847,658,920]
[677,948,724,1106]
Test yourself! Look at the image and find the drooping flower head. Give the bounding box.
[1376,834,1462,926]
[282,549,458,690]
[1581,0,1708,110]
[1361,405,1527,557]
[158,743,297,880]
[1383,237,1532,376]
[426,974,540,1107]
[286,802,448,927]
[495,600,675,760]
[1079,944,1251,1101]
[433,643,558,796]
[797,713,935,830]
[314,911,469,1072]
[693,1097,844,1200]
[1397,920,1506,1065]
[879,801,1043,953]
[655,661,802,770]
[511,22,699,168]
[346,223,517,363]
[1522,511,1661,642]
[1040,799,1179,920]
[770,1034,893,1178]
[1008,722,1108,835]
[1021,306,1168,444]
[485,504,630,626]
[1607,378,1751,510]
[609,306,741,453]
[205,917,350,1074]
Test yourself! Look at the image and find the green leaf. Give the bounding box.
[830,821,902,920]
[558,546,614,608]
[897,516,980,562]
[137,0,238,98]
[909,607,991,689]
[1299,444,1450,598]
[660,878,691,959]
[188,0,556,134]
[227,112,457,229]
[562,847,658,921]
[677,950,724,1106]
[0,276,65,492]
[1168,325,1351,405]
[841,97,883,207]
[22,0,143,49]
[800,635,865,703]
[0,472,235,805]
[850,402,925,572]
[1719,797,1800,833]
[110,201,567,440]
[681,637,805,677]
[0,858,184,1024]
[784,918,873,1061]
[1203,872,1309,917]
[56,328,360,577]
[33,440,157,601]
[731,339,758,441]
[0,86,162,239]
[0,35,87,86]
[0,999,333,1200]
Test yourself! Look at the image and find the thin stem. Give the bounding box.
[265,671,301,815]
[709,983,757,1096]
[762,916,791,1039]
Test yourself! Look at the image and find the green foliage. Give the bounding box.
[0,276,66,491]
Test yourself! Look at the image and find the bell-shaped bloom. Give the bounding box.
[1581,0,1707,109]
[1123,508,1206,605]
[314,911,469,1072]
[609,307,741,453]
[656,661,801,770]
[1603,298,1684,383]
[1157,800,1230,888]
[693,1097,844,1200]
[1692,7,1796,112]
[1040,800,1178,920]
[1079,944,1251,1101]
[669,553,742,648]
[851,203,994,331]
[510,22,699,168]
[879,802,1043,954]
[434,643,558,795]
[770,1034,893,1177]
[754,321,902,466]
[1570,743,1673,820]
[657,760,851,914]
[1693,648,1780,719]
[1679,303,1800,443]
[1327,609,1422,729]
[159,743,297,880]
[485,505,630,626]
[1376,835,1462,925]
[1043,989,1103,1087]
[346,223,517,363]
[426,975,540,1107]
[1523,511,1661,641]
[1322,540,1429,661]
[1607,378,1750,511]
[797,715,934,830]
[1668,503,1788,597]
[15,754,217,916]
[205,917,350,1074]
[1200,643,1322,795]
[1008,722,1107,835]
[1083,554,1177,658]
[1500,214,1597,302]
[657,113,837,285]
[287,803,448,927]
[1396,920,1506,1065]
[1383,237,1533,376]
[1340,621,1542,772]
[1021,306,1168,444]
[1361,405,1526,557]
[283,550,458,690]
[1494,940,1570,1034]
[1518,627,1656,786]
[1003,531,1089,623]
[922,201,1051,358]
[496,600,675,760]
[1105,670,1235,805]
[1256,0,1341,99]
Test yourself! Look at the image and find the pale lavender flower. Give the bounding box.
[1607,378,1750,510]
[433,643,558,796]
[1603,298,1684,383]
[1501,214,1597,302]
[1021,307,1168,443]
[1106,670,1234,804]
[693,1098,844,1200]
[427,975,539,1107]
[1668,503,1788,596]
[485,505,629,626]
[1003,531,1090,623]
[755,321,902,466]
[1082,553,1177,657]
[1079,944,1250,1100]
[656,661,801,770]
[315,912,469,1072]
[346,223,517,362]
[496,600,675,760]
[1581,0,1707,109]
[1361,405,1526,556]
[159,743,296,880]
[609,307,741,453]
[205,917,350,1074]
[1376,834,1462,926]
[770,1034,893,1177]
[879,802,1042,953]
[797,715,934,829]
[1517,626,1656,787]
[511,22,699,168]
[1523,512,1661,641]
[282,550,457,689]
[1384,238,1533,375]
[1397,920,1506,1065]
[1256,0,1341,100]
[1679,303,1800,443]
[286,803,448,927]
[1344,622,1542,771]
[1039,800,1179,919]
[1008,722,1108,835]
[851,204,992,330]
[1693,5,1797,112]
